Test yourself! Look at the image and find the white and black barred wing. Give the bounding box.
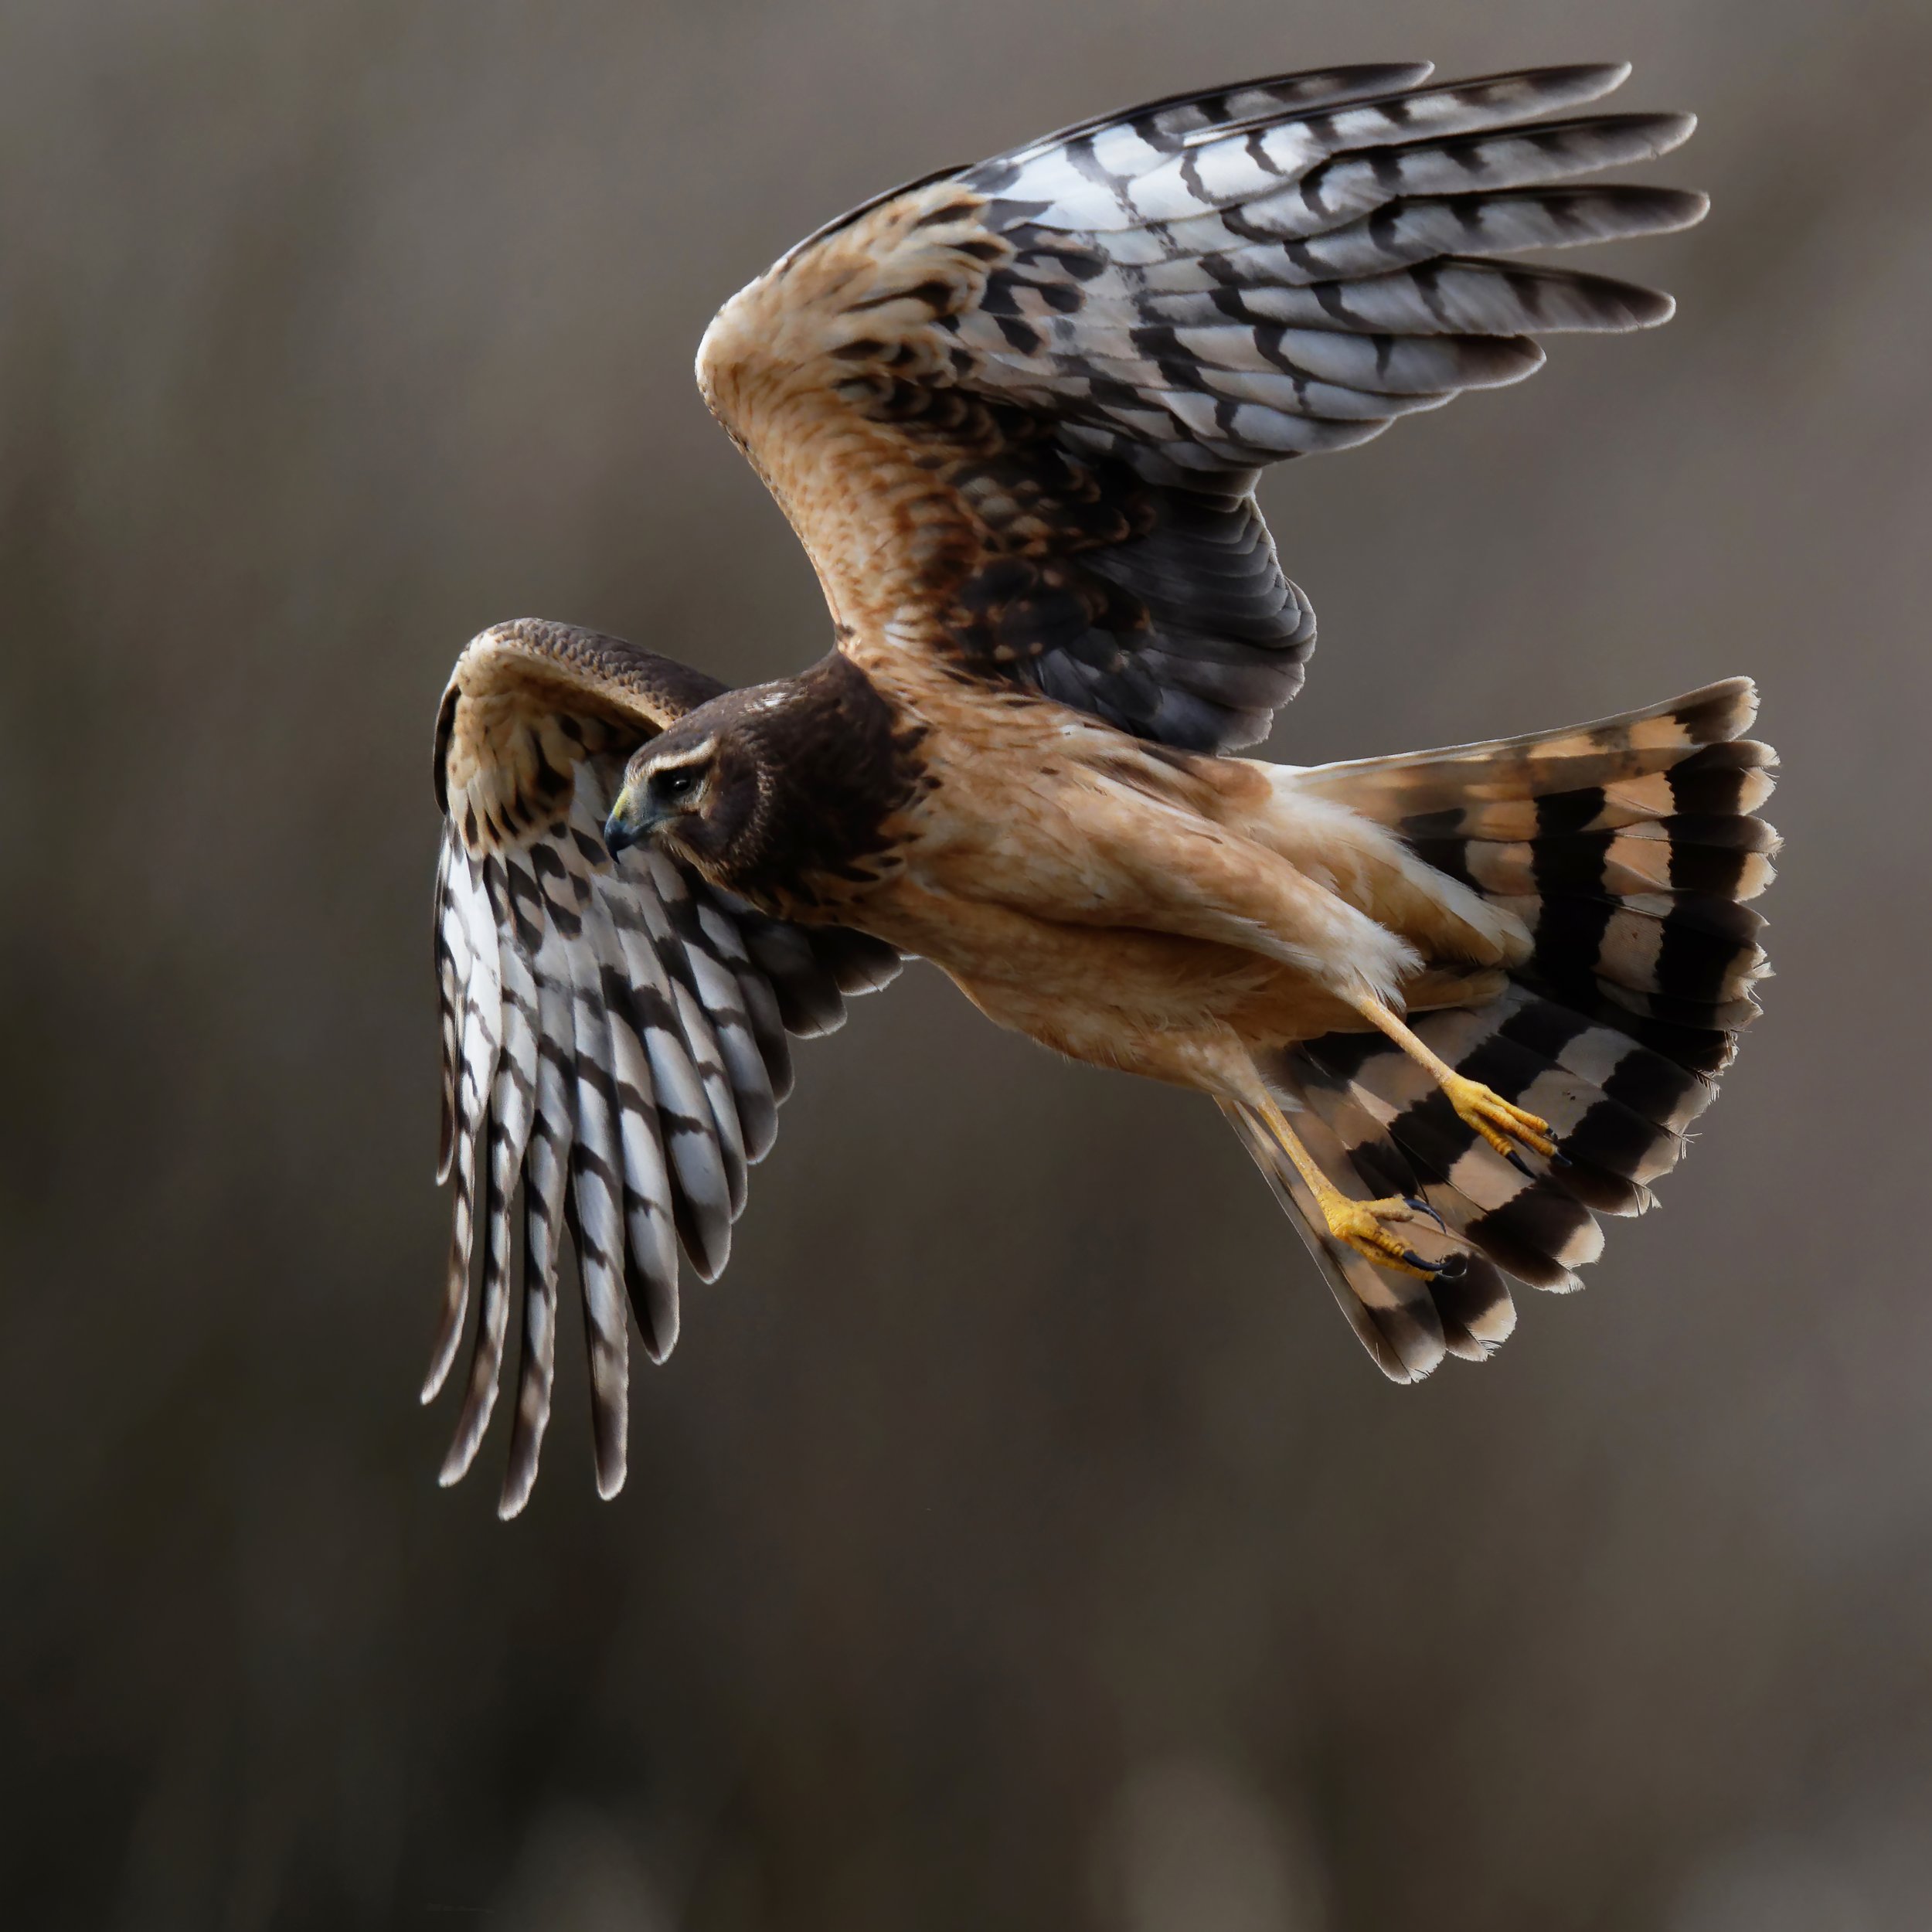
[700,62,1703,753]
[431,623,900,1515]
[947,61,1700,469]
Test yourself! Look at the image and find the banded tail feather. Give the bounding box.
[1224,1097,1519,1379]
[1249,679,1776,1380]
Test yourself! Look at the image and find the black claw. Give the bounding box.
[1400,1250,1434,1275]
[1505,1148,1535,1179]
[1433,1253,1468,1281]
[1403,1194,1447,1232]
[1549,1150,1572,1169]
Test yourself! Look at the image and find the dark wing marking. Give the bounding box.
[431,621,900,1513]
[699,63,1702,753]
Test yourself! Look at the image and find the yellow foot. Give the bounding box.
[1322,1192,1453,1281]
[1442,1073,1557,1166]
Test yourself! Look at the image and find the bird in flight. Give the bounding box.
[429,61,1776,1514]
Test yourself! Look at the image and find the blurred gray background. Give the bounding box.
[4,2,1930,1927]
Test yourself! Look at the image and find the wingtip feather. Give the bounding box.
[420,1299,466,1405]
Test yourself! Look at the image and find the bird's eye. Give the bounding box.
[657,764,702,804]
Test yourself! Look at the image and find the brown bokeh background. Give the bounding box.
[5,2,1930,1927]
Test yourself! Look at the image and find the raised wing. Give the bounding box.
[699,62,1702,753]
[430,621,900,1514]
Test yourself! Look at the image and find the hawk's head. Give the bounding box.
[604,683,789,880]
[604,652,921,906]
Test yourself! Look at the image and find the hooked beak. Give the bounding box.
[604,783,669,859]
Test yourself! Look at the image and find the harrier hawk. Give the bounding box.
[430,62,1776,1514]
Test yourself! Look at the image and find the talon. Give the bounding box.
[1403,1194,1447,1233]
[1321,1192,1434,1281]
[1442,1073,1557,1163]
[1252,1093,1471,1287]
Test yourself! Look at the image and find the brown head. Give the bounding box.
[603,652,922,906]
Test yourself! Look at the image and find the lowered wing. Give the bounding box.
[430,620,899,1512]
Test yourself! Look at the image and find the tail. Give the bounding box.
[1235,678,1778,1381]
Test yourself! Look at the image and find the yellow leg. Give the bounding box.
[1346,993,1557,1165]
[1253,1096,1445,1281]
